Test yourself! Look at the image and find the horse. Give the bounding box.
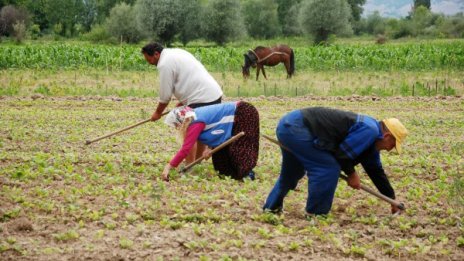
[242,45,295,80]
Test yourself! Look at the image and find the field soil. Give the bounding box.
[1,95,463,260]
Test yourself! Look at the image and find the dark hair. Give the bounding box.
[141,42,164,56]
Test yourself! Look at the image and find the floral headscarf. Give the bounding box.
[164,106,196,127]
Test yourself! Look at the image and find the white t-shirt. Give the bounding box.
[157,48,223,105]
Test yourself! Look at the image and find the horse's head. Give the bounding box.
[242,53,252,78]
[242,65,250,78]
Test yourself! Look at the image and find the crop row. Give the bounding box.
[1,41,463,71]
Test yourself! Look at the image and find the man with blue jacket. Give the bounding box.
[263,107,408,216]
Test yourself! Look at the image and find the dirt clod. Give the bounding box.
[8,217,34,232]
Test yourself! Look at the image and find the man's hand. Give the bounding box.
[162,164,172,182]
[151,111,162,121]
[391,204,401,215]
[151,102,168,121]
[347,172,361,190]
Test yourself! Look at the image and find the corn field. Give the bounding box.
[1,41,463,72]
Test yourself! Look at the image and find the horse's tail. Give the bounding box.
[290,49,295,76]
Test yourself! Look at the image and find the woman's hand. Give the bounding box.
[347,172,361,190]
[162,164,172,182]
[202,147,212,160]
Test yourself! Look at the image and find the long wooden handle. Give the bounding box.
[85,111,169,145]
[180,132,245,173]
[261,134,405,210]
[339,174,405,210]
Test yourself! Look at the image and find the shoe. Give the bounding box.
[248,170,256,181]
[263,207,282,215]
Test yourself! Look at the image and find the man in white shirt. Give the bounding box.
[142,42,223,163]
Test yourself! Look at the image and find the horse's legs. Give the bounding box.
[256,65,261,80]
[262,67,267,79]
[284,60,291,78]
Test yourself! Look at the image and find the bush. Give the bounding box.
[81,24,112,43]
[53,23,63,40]
[12,20,26,43]
[29,24,41,40]
[438,13,464,38]
[376,34,387,44]
[390,20,414,39]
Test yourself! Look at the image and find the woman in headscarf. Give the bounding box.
[162,101,259,181]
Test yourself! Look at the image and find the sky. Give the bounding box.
[363,0,464,18]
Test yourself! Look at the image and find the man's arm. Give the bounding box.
[334,122,378,176]
[151,102,168,121]
[360,148,396,199]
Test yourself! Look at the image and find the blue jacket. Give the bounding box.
[301,107,394,198]
[192,102,236,147]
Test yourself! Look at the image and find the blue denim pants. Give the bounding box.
[263,110,340,215]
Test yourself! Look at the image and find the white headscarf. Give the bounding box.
[164,106,196,127]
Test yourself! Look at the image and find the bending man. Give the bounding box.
[263,107,408,216]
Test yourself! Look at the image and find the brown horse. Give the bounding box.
[242,45,295,80]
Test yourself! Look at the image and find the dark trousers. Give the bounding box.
[263,110,340,215]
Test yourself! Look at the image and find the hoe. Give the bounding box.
[85,111,169,145]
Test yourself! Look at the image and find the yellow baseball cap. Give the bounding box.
[383,118,408,154]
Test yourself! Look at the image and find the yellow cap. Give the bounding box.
[383,118,408,154]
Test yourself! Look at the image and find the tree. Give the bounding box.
[20,0,48,31]
[414,0,431,11]
[347,0,366,21]
[243,0,281,39]
[80,0,98,32]
[299,0,352,44]
[0,4,29,36]
[411,5,433,36]
[134,0,182,45]
[282,3,302,36]
[95,0,136,24]
[275,0,301,35]
[178,0,202,45]
[44,0,84,37]
[202,0,244,45]
[438,13,464,38]
[106,2,141,43]
[366,11,386,35]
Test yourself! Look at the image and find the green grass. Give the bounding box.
[1,69,462,97]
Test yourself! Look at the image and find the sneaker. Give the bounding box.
[263,207,282,215]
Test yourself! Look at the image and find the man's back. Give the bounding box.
[157,48,223,105]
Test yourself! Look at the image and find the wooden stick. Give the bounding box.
[338,174,405,210]
[85,111,169,145]
[261,134,405,210]
[180,132,245,173]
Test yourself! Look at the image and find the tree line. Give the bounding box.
[0,0,463,45]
